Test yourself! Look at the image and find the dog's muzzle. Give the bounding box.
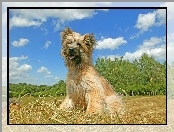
[69,48,75,54]
[68,48,76,60]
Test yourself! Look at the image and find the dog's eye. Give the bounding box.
[85,43,90,46]
[77,43,81,46]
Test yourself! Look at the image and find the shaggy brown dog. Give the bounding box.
[59,27,125,115]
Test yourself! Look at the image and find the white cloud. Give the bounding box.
[124,46,166,62]
[9,56,32,82]
[138,37,164,49]
[18,64,32,72]
[135,12,156,32]
[9,55,28,62]
[124,36,166,61]
[37,66,51,75]
[104,36,166,62]
[2,57,7,86]
[54,77,59,80]
[11,38,30,47]
[4,2,111,30]
[9,16,42,29]
[155,9,166,26]
[96,37,127,50]
[167,33,174,63]
[9,9,97,30]
[44,41,51,49]
[44,75,54,78]
[133,8,166,39]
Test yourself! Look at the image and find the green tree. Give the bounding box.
[95,53,166,96]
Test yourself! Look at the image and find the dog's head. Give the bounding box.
[60,27,96,68]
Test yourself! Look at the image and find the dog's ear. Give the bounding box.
[60,27,73,42]
[83,33,96,47]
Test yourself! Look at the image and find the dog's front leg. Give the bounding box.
[59,95,74,110]
[85,90,105,114]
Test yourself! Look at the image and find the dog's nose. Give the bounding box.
[69,48,75,53]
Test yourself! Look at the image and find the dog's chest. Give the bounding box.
[66,72,91,93]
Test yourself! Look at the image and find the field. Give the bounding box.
[9,95,166,124]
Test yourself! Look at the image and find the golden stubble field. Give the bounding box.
[9,95,166,124]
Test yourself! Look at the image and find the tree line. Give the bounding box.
[9,80,66,98]
[9,53,166,98]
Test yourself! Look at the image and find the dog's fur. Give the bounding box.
[59,27,125,115]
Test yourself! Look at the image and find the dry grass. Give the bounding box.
[9,95,166,124]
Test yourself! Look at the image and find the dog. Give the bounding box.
[59,27,125,115]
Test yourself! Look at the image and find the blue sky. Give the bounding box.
[2,2,174,86]
[1,2,174,87]
[8,8,167,86]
